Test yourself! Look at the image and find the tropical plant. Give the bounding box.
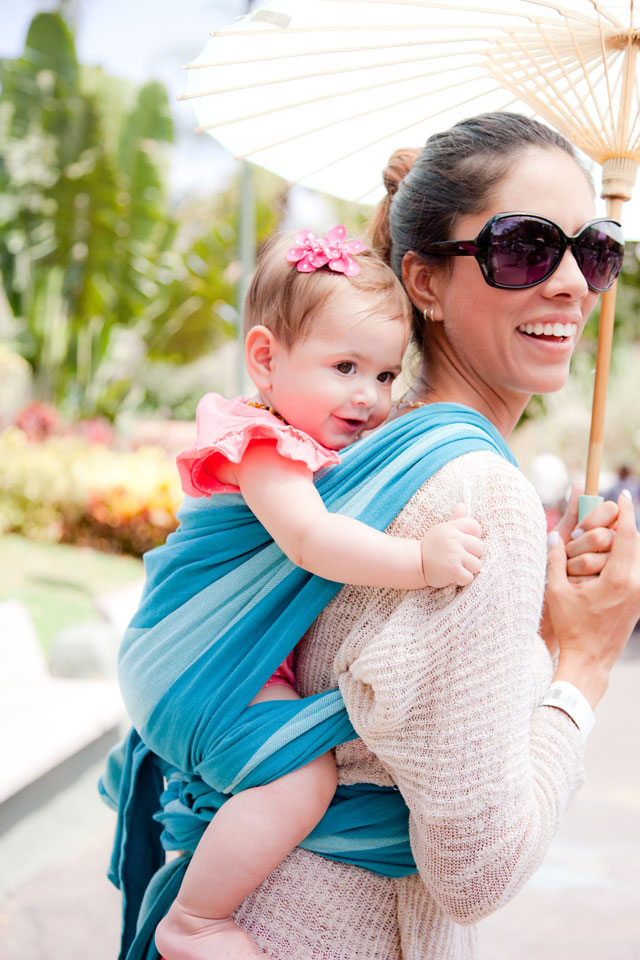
[0,12,238,419]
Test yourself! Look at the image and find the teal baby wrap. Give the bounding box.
[102,403,517,960]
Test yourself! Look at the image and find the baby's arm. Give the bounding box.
[237,441,483,589]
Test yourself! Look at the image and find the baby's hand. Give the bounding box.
[420,503,484,587]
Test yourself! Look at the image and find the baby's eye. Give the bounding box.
[336,361,356,375]
[377,371,396,384]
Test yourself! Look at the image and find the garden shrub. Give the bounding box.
[0,422,182,556]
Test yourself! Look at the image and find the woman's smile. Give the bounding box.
[517,320,578,340]
[419,147,598,434]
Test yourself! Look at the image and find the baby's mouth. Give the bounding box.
[336,416,366,431]
[518,321,577,341]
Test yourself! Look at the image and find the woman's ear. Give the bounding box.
[402,251,443,323]
[245,325,278,390]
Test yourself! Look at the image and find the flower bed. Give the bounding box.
[0,417,182,556]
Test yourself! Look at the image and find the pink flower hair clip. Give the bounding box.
[286,224,366,277]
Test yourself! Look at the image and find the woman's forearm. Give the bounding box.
[338,458,585,923]
[546,492,640,710]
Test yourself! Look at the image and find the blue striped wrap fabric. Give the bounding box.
[101,403,517,960]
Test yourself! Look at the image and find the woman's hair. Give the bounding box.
[243,232,412,348]
[369,112,590,352]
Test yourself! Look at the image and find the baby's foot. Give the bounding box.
[156,902,270,960]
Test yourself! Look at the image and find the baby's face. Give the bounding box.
[268,289,409,450]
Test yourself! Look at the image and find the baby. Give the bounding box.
[154,226,484,960]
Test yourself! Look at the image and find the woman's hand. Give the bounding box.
[540,485,618,655]
[564,492,619,582]
[545,491,640,708]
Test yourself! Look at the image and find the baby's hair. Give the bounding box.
[243,232,412,348]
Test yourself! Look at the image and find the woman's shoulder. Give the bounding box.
[388,448,545,540]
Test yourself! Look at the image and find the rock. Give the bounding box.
[0,601,47,688]
[48,621,121,680]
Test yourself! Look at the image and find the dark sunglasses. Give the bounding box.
[424,213,624,292]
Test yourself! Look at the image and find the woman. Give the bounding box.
[222,113,640,958]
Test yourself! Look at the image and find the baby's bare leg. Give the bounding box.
[155,686,337,960]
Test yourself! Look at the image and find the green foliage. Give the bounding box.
[0,11,238,419]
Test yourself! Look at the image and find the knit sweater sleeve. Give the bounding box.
[336,451,585,925]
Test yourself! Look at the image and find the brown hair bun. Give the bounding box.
[369,148,421,266]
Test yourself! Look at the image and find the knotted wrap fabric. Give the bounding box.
[102,403,517,960]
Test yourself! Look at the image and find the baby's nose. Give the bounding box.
[352,382,377,407]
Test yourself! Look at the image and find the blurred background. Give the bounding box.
[0,3,639,959]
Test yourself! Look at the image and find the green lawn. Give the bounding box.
[0,534,143,653]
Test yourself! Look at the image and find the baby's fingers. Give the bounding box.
[461,551,482,576]
[462,533,485,558]
[450,516,483,538]
[453,565,475,587]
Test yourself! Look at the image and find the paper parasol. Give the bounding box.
[182,0,640,514]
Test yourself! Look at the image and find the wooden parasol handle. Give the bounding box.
[584,195,623,496]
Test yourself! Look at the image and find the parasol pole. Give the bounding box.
[579,193,624,521]
[579,39,639,522]
[236,0,258,396]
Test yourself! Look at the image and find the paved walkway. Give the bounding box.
[1,643,639,959]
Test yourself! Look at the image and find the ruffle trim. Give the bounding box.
[177,394,341,496]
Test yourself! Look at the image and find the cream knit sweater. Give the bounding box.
[234,450,586,959]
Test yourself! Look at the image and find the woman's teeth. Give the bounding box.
[518,321,577,337]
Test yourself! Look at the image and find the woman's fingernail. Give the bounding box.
[622,488,632,500]
[570,527,585,540]
[547,531,561,548]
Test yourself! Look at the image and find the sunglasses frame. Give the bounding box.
[423,212,624,292]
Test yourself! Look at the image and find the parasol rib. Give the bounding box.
[194,63,490,131]
[186,34,511,70]
[179,46,494,100]
[498,25,606,143]
[322,0,624,31]
[240,82,513,179]
[561,15,614,146]
[231,71,495,158]
[487,42,594,136]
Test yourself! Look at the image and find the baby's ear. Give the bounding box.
[245,325,278,390]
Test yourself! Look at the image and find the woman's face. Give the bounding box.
[420,147,599,430]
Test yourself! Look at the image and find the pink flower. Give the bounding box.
[286,225,365,276]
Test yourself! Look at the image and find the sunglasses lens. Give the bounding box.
[574,220,624,291]
[487,216,563,287]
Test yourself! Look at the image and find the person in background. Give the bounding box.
[604,464,640,527]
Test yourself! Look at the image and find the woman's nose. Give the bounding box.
[545,247,589,298]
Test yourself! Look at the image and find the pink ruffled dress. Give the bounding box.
[176,393,341,689]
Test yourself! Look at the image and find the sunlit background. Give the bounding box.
[1,5,639,959]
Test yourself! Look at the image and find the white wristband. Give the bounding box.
[541,681,596,741]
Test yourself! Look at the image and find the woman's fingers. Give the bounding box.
[565,526,616,559]
[552,483,582,544]
[546,493,640,707]
[575,497,619,533]
[603,492,640,587]
[566,551,608,578]
[563,498,619,580]
[546,530,568,591]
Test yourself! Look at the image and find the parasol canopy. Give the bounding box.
[182,0,640,505]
